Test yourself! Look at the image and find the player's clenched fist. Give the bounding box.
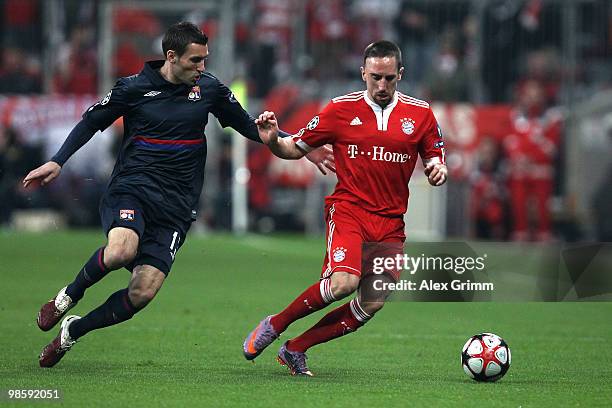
[23,161,62,188]
[425,163,448,186]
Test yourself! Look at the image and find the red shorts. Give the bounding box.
[320,201,405,279]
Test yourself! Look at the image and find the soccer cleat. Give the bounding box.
[243,315,279,360]
[277,342,313,377]
[37,286,76,331]
[39,315,80,368]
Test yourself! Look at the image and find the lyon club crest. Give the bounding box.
[333,247,347,262]
[400,117,415,135]
[119,209,134,221]
[188,86,201,101]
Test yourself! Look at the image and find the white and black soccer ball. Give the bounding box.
[461,333,511,382]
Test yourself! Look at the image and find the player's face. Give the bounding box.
[361,56,403,108]
[172,43,209,86]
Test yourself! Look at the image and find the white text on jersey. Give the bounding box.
[348,144,410,163]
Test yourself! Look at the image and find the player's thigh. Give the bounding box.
[99,192,145,266]
[107,227,139,259]
[128,264,166,308]
[321,203,364,280]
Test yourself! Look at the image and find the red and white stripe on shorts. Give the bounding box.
[321,203,361,279]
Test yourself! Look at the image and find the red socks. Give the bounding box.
[270,278,336,333]
[286,298,371,353]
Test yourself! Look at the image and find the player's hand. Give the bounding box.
[305,145,336,175]
[23,161,61,188]
[255,111,279,145]
[424,163,447,186]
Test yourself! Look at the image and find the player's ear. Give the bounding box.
[398,66,404,81]
[167,50,177,63]
[360,66,366,81]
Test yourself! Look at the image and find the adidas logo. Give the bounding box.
[144,91,162,97]
[350,117,362,126]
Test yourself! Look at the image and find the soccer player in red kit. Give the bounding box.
[243,41,447,376]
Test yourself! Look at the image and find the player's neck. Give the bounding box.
[159,61,181,85]
[366,91,395,109]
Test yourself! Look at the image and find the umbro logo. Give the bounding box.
[350,117,362,126]
[144,91,162,97]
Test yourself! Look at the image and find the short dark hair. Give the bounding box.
[363,40,403,70]
[162,22,208,57]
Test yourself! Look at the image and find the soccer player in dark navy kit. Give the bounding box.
[23,22,334,368]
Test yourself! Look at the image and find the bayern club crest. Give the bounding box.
[333,247,347,262]
[400,117,415,135]
[188,86,201,101]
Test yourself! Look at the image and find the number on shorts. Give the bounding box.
[169,231,180,260]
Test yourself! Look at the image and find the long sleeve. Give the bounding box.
[50,119,99,166]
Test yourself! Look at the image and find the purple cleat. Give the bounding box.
[243,315,279,360]
[277,341,313,377]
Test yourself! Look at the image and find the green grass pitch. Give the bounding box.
[0,231,610,407]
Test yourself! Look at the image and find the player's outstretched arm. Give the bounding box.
[424,161,448,187]
[23,119,99,188]
[23,161,61,188]
[256,111,306,160]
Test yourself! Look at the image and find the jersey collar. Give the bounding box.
[362,90,399,131]
[143,60,176,87]
[363,90,399,113]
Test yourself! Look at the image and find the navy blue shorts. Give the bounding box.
[99,193,190,275]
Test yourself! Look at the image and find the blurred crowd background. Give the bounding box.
[0,0,611,242]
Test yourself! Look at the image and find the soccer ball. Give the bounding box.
[461,333,511,382]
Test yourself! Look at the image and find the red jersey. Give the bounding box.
[294,91,445,217]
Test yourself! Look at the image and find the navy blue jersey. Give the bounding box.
[82,60,261,224]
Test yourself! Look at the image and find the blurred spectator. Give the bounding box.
[53,25,97,94]
[422,28,469,102]
[515,48,561,107]
[0,125,45,225]
[503,79,562,241]
[112,6,162,78]
[0,46,41,94]
[394,1,470,96]
[213,137,233,229]
[306,0,350,80]
[394,2,432,87]
[113,6,161,36]
[347,0,385,72]
[469,137,506,240]
[482,1,523,103]
[248,143,273,231]
[2,0,40,51]
[482,0,561,103]
[591,114,612,241]
[249,0,295,97]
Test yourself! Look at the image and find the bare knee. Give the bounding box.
[330,272,360,299]
[104,228,139,269]
[128,266,165,309]
[104,245,136,269]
